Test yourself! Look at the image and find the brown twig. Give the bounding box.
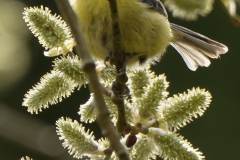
[101,82,128,134]
[54,0,129,159]
[107,0,129,136]
[108,0,122,65]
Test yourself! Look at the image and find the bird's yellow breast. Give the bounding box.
[71,0,172,65]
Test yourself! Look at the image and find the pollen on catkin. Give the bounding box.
[23,6,75,55]
[149,128,205,160]
[56,117,103,159]
[22,71,76,114]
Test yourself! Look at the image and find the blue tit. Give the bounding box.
[70,0,228,71]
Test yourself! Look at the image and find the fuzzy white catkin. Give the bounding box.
[164,0,214,20]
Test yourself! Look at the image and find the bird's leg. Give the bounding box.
[138,55,147,64]
[115,54,128,76]
[105,52,130,75]
[104,52,112,66]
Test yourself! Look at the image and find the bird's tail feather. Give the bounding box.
[170,23,228,71]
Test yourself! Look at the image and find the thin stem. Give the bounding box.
[107,0,129,137]
[108,0,122,65]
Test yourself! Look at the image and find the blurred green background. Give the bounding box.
[0,0,239,159]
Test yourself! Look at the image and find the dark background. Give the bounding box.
[0,0,239,159]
